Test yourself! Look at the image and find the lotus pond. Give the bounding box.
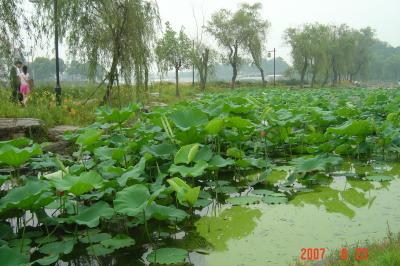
[1,88,400,265]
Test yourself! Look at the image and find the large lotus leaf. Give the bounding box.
[96,104,139,124]
[114,184,150,217]
[0,137,31,148]
[365,175,394,182]
[327,120,374,136]
[147,204,188,222]
[226,147,245,159]
[0,180,48,213]
[169,161,208,178]
[34,254,59,266]
[117,157,147,187]
[292,155,343,173]
[142,143,176,158]
[167,177,200,207]
[100,234,135,250]
[52,171,103,196]
[208,155,234,168]
[262,195,288,204]
[0,143,42,167]
[79,232,112,244]
[226,196,261,206]
[226,116,253,129]
[169,107,208,130]
[194,146,213,162]
[70,201,114,227]
[205,118,224,135]
[86,244,114,256]
[0,246,30,266]
[174,143,200,164]
[147,248,189,265]
[39,238,76,255]
[76,129,102,147]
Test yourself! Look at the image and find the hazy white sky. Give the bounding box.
[157,0,400,61]
[25,0,400,63]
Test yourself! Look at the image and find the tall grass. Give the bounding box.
[0,81,266,128]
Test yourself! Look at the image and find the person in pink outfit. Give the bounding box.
[19,65,31,106]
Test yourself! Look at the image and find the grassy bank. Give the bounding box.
[293,231,400,266]
[0,81,241,127]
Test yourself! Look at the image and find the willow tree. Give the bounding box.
[206,9,243,89]
[284,26,313,88]
[155,22,191,97]
[0,0,23,69]
[33,0,159,105]
[237,3,270,86]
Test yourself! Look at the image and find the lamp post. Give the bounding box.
[30,0,61,105]
[267,48,276,87]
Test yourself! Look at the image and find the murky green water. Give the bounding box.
[189,163,400,266]
[55,162,400,265]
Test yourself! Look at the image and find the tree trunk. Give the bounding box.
[102,55,118,106]
[175,67,180,97]
[231,63,238,89]
[201,49,209,91]
[311,72,316,88]
[256,64,266,87]
[300,58,308,88]
[322,69,329,87]
[144,64,149,93]
[230,43,239,89]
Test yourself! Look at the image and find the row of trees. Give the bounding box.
[155,3,270,96]
[284,23,375,87]
[1,1,269,100]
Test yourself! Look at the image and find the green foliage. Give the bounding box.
[147,248,189,265]
[167,177,200,207]
[0,143,42,167]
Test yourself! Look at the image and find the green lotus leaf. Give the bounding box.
[0,143,42,167]
[70,201,114,228]
[117,156,147,187]
[0,137,31,148]
[365,175,394,181]
[39,238,76,255]
[147,203,188,222]
[0,180,48,213]
[114,184,150,217]
[76,129,102,147]
[252,189,275,196]
[86,244,114,256]
[147,248,189,265]
[194,145,213,162]
[226,116,253,129]
[100,234,135,250]
[327,119,374,136]
[169,107,208,130]
[96,104,139,124]
[167,177,200,207]
[0,246,30,266]
[51,171,103,196]
[34,254,59,266]
[142,143,176,158]
[79,232,112,244]
[208,155,234,168]
[227,147,245,159]
[205,118,224,135]
[262,195,288,204]
[292,155,343,173]
[226,196,261,206]
[169,161,208,177]
[174,143,200,164]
